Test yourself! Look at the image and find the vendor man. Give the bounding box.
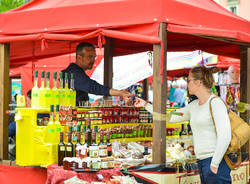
[62,42,133,105]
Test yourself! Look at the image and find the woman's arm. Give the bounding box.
[136,98,191,123]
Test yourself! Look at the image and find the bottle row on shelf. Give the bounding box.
[58,127,112,168]
[31,70,76,108]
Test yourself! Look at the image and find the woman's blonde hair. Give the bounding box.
[190,66,220,89]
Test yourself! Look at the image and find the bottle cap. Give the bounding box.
[60,72,63,78]
[94,126,98,133]
[34,70,38,78]
[46,72,50,78]
[65,73,68,79]
[41,71,45,78]
[56,105,60,112]
[69,126,73,133]
[71,73,74,79]
[54,72,57,79]
[50,105,54,112]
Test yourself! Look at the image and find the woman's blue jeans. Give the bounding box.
[197,157,231,184]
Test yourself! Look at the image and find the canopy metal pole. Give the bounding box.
[152,22,167,164]
[0,43,10,160]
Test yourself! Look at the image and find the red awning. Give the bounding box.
[0,0,249,67]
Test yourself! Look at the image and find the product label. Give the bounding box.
[32,93,38,97]
[45,94,51,98]
[48,129,55,133]
[60,146,65,151]
[99,149,108,157]
[89,150,99,158]
[55,95,59,98]
[56,128,61,132]
[66,147,72,152]
[60,94,65,98]
[107,146,112,152]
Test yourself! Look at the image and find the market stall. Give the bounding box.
[0,0,250,183]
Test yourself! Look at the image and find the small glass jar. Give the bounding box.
[91,158,101,170]
[89,145,99,158]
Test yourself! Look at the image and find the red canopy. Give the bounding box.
[0,0,250,66]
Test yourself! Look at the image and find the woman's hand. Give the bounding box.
[134,97,147,107]
[210,165,218,174]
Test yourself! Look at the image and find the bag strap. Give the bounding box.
[209,96,241,170]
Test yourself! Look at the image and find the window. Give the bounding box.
[227,0,238,15]
[229,6,237,14]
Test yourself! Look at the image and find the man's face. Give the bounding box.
[77,47,96,70]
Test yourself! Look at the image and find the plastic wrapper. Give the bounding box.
[64,176,88,184]
[111,176,142,184]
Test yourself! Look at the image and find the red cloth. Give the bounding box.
[46,164,123,184]
[0,0,250,66]
[0,165,47,184]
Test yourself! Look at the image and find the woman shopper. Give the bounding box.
[135,66,232,184]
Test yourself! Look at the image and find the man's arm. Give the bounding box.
[74,72,110,96]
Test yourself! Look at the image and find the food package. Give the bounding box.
[64,176,88,184]
[111,176,142,184]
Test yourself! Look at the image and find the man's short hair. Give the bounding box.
[76,42,95,56]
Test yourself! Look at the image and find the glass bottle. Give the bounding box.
[39,70,46,108]
[81,125,86,144]
[45,72,52,108]
[58,132,65,166]
[54,105,62,143]
[70,73,76,106]
[89,132,99,158]
[46,105,57,144]
[74,132,82,157]
[106,133,112,156]
[98,131,107,157]
[86,119,92,146]
[52,72,59,106]
[31,70,39,108]
[64,73,71,106]
[65,132,74,157]
[59,72,66,106]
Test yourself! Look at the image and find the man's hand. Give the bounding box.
[210,165,218,174]
[109,89,133,104]
[134,97,147,107]
[120,90,133,104]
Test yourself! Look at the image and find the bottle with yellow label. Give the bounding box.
[39,71,46,108]
[70,73,76,106]
[52,72,59,106]
[64,73,71,106]
[31,70,39,108]
[59,72,66,106]
[45,72,52,108]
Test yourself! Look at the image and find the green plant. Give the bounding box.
[0,0,25,13]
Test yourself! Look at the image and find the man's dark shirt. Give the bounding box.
[62,63,110,105]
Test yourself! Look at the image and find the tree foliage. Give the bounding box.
[0,0,24,13]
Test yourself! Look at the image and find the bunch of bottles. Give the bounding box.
[31,70,76,108]
[58,123,112,170]
[166,123,192,136]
